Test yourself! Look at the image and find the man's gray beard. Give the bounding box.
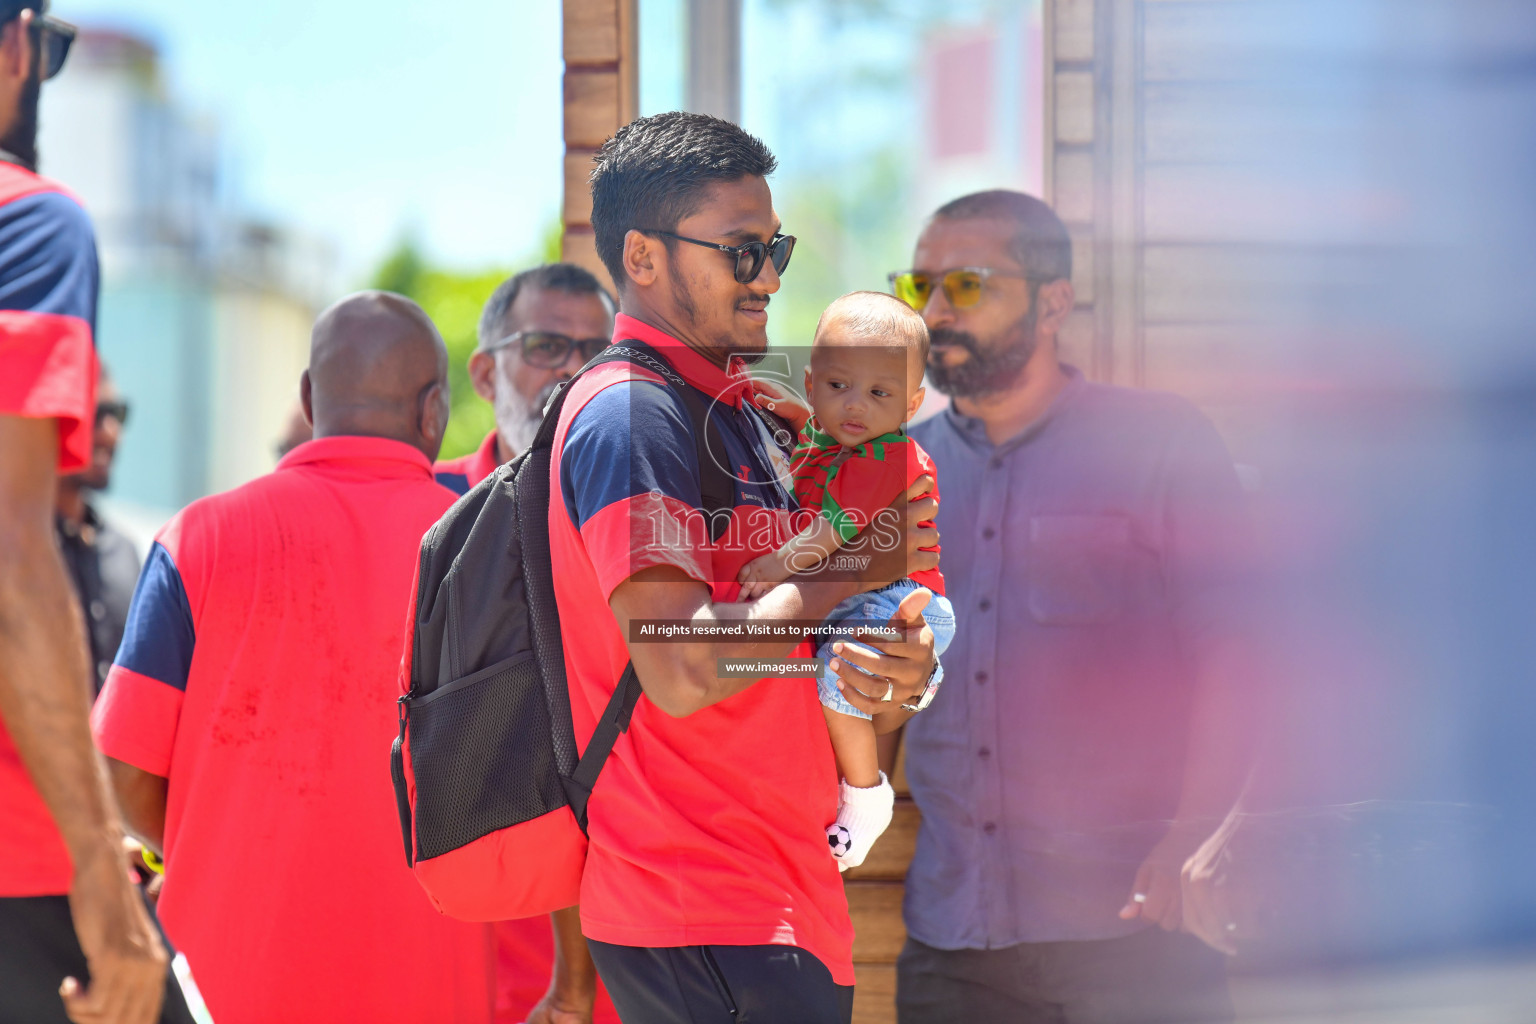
[926,308,1039,399]
[495,381,549,457]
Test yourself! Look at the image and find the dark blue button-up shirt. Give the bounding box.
[905,367,1252,948]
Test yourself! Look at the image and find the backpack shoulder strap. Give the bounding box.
[597,340,737,535]
[560,663,640,834]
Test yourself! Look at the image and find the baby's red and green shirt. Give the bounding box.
[790,419,945,595]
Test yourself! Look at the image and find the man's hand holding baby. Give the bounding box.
[829,585,937,719]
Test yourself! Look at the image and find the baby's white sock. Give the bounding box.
[826,771,894,869]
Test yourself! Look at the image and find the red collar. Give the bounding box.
[278,436,433,478]
[613,313,752,408]
[0,161,73,207]
[468,429,502,479]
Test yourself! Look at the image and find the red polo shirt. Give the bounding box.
[434,428,503,496]
[430,428,621,1024]
[550,315,855,984]
[0,162,99,898]
[91,437,495,1023]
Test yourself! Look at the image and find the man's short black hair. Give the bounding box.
[588,111,778,289]
[932,190,1073,282]
[477,262,616,351]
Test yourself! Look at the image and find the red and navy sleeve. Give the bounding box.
[0,184,99,472]
[558,379,714,597]
[91,537,196,777]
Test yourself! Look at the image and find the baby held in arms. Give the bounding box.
[740,291,956,870]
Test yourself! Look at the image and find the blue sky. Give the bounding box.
[57,0,569,277]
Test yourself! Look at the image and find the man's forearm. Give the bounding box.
[547,905,599,1008]
[618,556,866,716]
[660,574,861,713]
[616,480,940,717]
[0,528,125,862]
[713,572,860,659]
[107,759,169,856]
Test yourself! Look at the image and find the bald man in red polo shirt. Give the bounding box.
[91,292,497,1023]
[435,262,620,1024]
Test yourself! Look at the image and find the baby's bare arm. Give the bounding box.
[738,515,846,598]
[778,513,845,570]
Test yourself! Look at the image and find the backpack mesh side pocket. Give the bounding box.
[407,651,566,860]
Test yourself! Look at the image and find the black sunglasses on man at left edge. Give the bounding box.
[30,12,76,81]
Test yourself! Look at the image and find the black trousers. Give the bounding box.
[589,939,854,1024]
[897,928,1233,1024]
[0,895,195,1024]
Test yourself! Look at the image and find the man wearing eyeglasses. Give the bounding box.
[434,262,616,497]
[55,365,141,699]
[891,191,1254,1023]
[0,3,183,1023]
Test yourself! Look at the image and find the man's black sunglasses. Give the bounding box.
[95,399,129,427]
[30,14,76,81]
[484,330,610,369]
[642,229,796,284]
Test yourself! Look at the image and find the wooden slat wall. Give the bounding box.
[1045,0,1288,452]
[561,0,637,291]
[844,745,914,1024]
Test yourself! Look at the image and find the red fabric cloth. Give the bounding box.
[0,163,98,897]
[91,437,495,1023]
[434,428,503,486]
[548,314,855,985]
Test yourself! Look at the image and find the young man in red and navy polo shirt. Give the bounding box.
[435,263,614,499]
[0,5,176,1021]
[91,293,497,1023]
[548,111,941,1022]
[436,263,622,1024]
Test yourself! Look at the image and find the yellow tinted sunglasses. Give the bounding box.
[887,267,1039,312]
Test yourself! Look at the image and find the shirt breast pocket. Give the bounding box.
[1027,514,1134,626]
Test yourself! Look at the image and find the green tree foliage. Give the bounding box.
[370,226,563,460]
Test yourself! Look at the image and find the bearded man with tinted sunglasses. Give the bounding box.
[892,191,1258,1023]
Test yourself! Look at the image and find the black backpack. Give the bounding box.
[390,341,787,920]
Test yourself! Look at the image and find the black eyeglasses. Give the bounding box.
[30,14,76,81]
[95,399,129,427]
[642,229,796,284]
[484,330,610,369]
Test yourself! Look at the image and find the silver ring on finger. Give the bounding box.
[881,681,895,702]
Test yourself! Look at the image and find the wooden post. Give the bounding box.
[562,0,638,291]
[843,747,916,1024]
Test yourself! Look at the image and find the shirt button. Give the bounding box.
[982,527,996,540]
[983,821,998,835]
[978,598,992,611]
[974,670,988,684]
[989,458,1003,470]
[978,747,991,759]
[89,600,106,620]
